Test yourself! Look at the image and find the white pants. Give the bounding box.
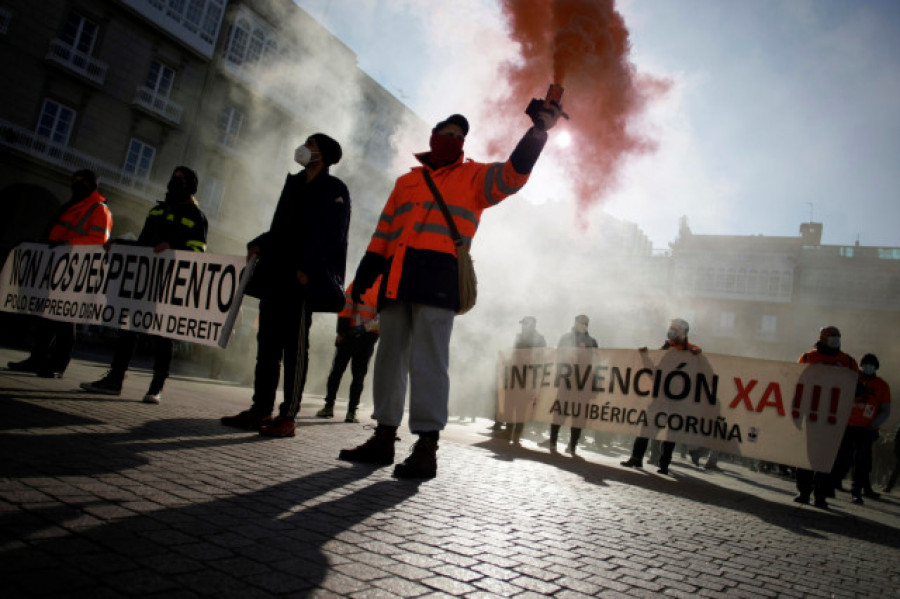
[372,302,455,432]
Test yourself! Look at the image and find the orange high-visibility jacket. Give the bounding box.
[798,348,859,371]
[47,190,112,245]
[338,277,381,330]
[848,375,891,428]
[362,152,530,311]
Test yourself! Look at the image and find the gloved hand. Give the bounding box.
[532,103,562,132]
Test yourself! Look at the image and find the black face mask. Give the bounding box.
[165,177,191,203]
[70,181,91,200]
[168,177,187,194]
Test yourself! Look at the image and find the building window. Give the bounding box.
[36,99,76,145]
[761,315,777,337]
[225,15,275,65]
[201,176,224,218]
[145,60,176,98]
[719,311,736,334]
[60,11,99,55]
[166,0,187,21]
[226,18,249,64]
[201,1,224,44]
[123,139,156,178]
[183,0,204,33]
[247,29,264,63]
[217,105,243,148]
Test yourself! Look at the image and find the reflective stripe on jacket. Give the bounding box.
[339,278,381,328]
[139,200,208,252]
[366,153,529,309]
[47,190,112,245]
[798,349,859,371]
[848,375,891,428]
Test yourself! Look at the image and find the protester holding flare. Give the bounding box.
[338,94,563,479]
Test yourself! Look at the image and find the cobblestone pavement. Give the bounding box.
[1,347,899,598]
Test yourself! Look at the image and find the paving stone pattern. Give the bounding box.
[1,348,899,597]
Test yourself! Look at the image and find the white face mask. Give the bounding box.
[826,336,841,350]
[575,323,588,334]
[667,329,679,341]
[294,145,312,166]
[861,364,876,376]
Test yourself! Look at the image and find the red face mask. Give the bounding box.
[429,132,464,166]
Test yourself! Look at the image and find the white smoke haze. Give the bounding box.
[234,0,685,416]
[231,1,899,425]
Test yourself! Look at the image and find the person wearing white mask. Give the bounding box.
[221,133,351,438]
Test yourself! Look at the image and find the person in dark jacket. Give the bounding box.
[80,166,207,404]
[338,101,562,479]
[538,314,598,456]
[221,133,351,438]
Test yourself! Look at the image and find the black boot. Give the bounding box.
[7,357,42,373]
[338,426,398,465]
[393,435,438,479]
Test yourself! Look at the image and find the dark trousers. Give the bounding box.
[323,333,378,411]
[795,469,831,501]
[110,330,173,394]
[632,437,675,469]
[833,426,876,495]
[550,424,582,448]
[29,318,76,372]
[252,297,311,419]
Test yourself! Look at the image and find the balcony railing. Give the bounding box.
[0,118,165,203]
[133,86,184,125]
[45,38,108,86]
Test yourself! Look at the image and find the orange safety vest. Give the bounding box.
[663,339,701,353]
[47,190,112,245]
[848,375,891,428]
[339,277,381,328]
[798,349,859,372]
[367,153,529,301]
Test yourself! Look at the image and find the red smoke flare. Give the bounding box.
[489,0,671,213]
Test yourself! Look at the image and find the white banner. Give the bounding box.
[497,348,859,472]
[0,242,253,348]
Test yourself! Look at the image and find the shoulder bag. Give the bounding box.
[421,170,477,315]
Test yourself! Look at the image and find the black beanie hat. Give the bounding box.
[861,353,880,369]
[310,133,342,166]
[434,114,469,136]
[73,169,98,192]
[173,166,199,195]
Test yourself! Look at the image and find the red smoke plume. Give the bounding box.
[489,0,670,212]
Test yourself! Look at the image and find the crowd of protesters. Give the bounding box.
[3,94,895,498]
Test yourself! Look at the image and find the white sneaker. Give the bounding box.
[142,393,161,404]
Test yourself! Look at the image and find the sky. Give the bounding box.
[293,0,900,250]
